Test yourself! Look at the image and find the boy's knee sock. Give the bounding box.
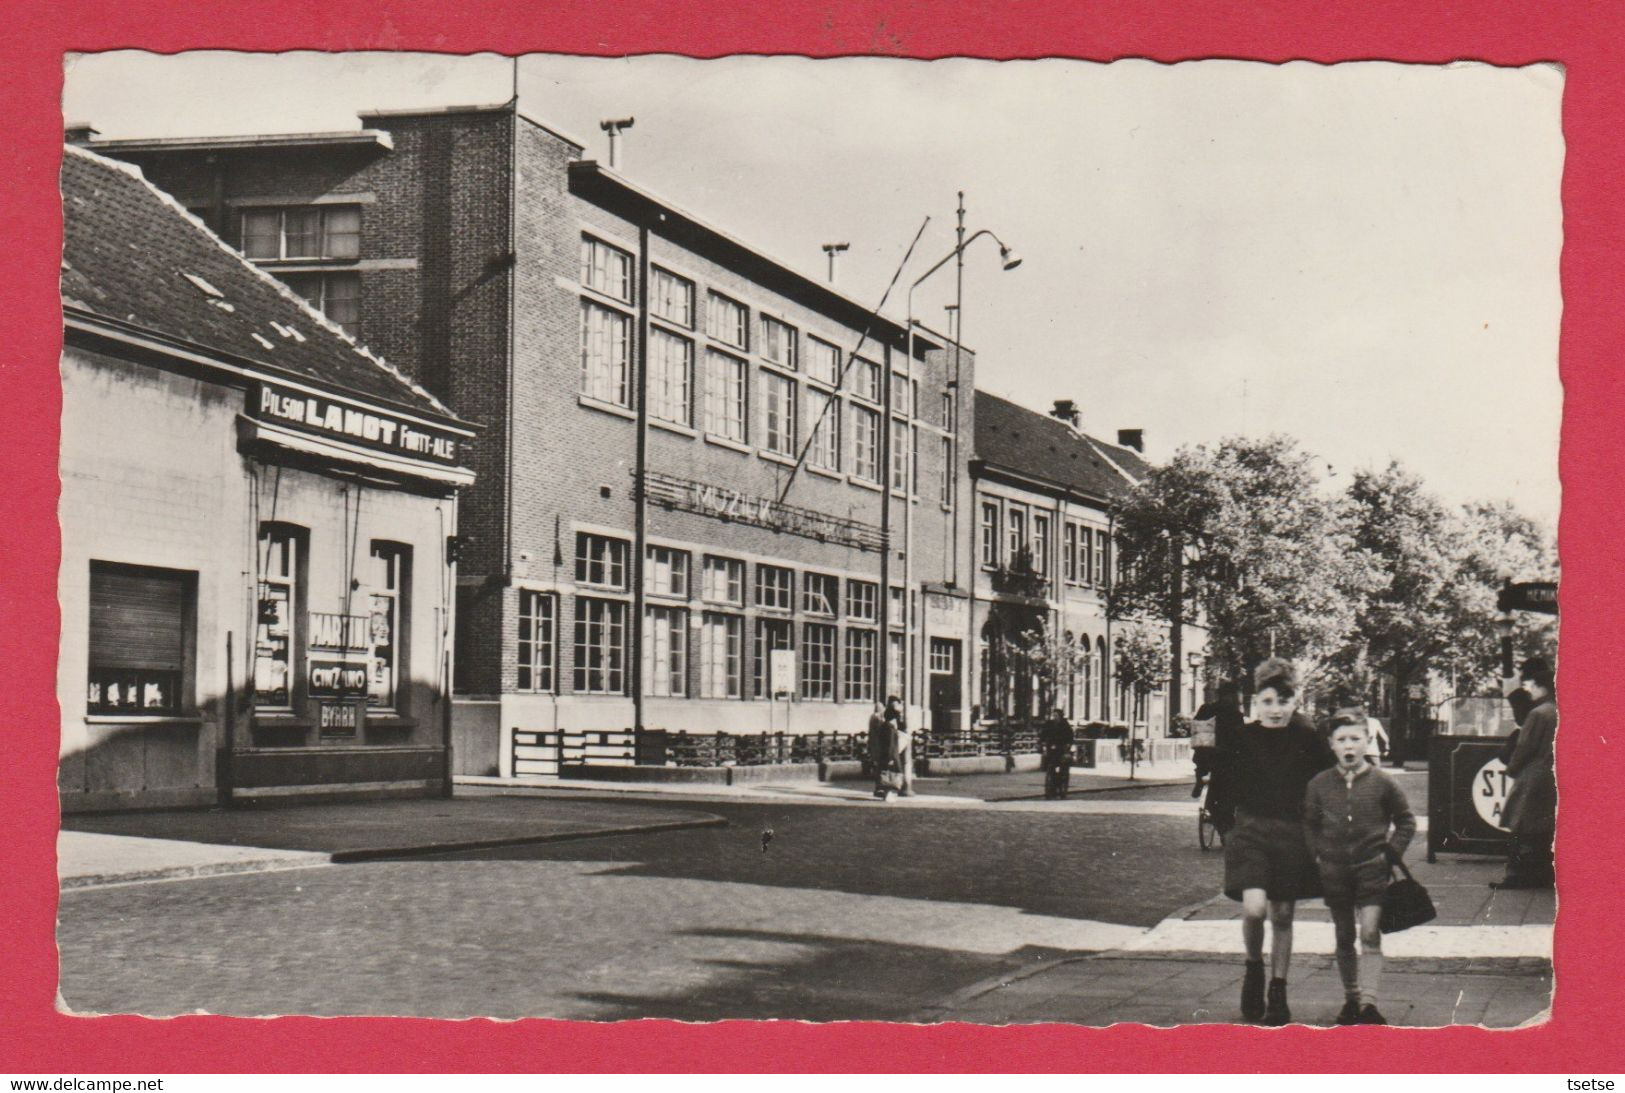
[1336,946,1359,996]
[1358,944,1384,1006]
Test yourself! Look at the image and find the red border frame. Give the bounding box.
[5,1,1622,1073]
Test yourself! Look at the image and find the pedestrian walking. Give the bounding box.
[868,701,898,800]
[1210,657,1336,1025]
[886,695,915,797]
[1039,707,1075,799]
[1495,657,1556,889]
[1362,710,1390,765]
[1304,709,1418,1025]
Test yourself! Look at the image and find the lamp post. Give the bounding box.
[899,195,1020,734]
[1494,610,1517,685]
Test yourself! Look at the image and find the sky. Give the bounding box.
[62,52,1565,526]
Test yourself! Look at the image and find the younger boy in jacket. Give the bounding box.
[1304,709,1418,1025]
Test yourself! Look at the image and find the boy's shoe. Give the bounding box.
[1357,1004,1387,1025]
[1262,978,1291,1026]
[1335,997,1363,1025]
[1240,960,1266,1022]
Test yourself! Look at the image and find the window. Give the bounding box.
[365,543,409,710]
[807,337,841,386]
[1007,508,1027,564]
[760,316,797,370]
[848,357,880,402]
[282,272,361,337]
[761,370,797,457]
[707,292,748,349]
[242,206,361,260]
[843,628,877,702]
[930,638,956,674]
[575,533,629,590]
[700,613,744,699]
[887,633,906,700]
[980,502,999,566]
[703,350,747,441]
[88,561,193,716]
[702,555,745,606]
[753,617,794,698]
[912,425,921,494]
[939,435,953,506]
[845,580,878,622]
[890,419,909,491]
[851,404,880,482]
[889,586,907,628]
[649,329,693,426]
[1033,514,1051,576]
[254,526,302,710]
[1064,523,1079,583]
[651,267,693,327]
[801,623,836,700]
[642,605,687,697]
[890,373,911,417]
[580,236,633,303]
[574,598,628,694]
[645,545,690,597]
[755,565,794,611]
[803,572,839,616]
[517,591,556,693]
[806,389,840,472]
[581,300,631,407]
[940,392,954,431]
[1082,526,1097,587]
[1093,531,1107,586]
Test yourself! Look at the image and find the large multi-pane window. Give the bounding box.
[645,545,689,597]
[575,533,629,590]
[753,617,794,698]
[517,591,556,693]
[802,572,839,617]
[282,272,361,337]
[700,612,744,699]
[90,561,194,716]
[848,357,881,402]
[1007,509,1027,565]
[755,565,794,611]
[889,373,911,417]
[801,623,836,700]
[254,525,302,710]
[574,599,627,695]
[980,502,999,566]
[642,605,687,697]
[759,316,797,370]
[1079,526,1095,587]
[845,579,878,622]
[651,267,694,327]
[648,329,693,426]
[806,390,840,472]
[806,337,841,386]
[703,350,747,441]
[851,404,880,482]
[1064,523,1079,583]
[581,300,631,406]
[1092,528,1107,586]
[242,206,361,261]
[702,555,745,605]
[580,236,633,303]
[890,419,909,491]
[1033,514,1051,577]
[707,292,748,349]
[761,370,797,457]
[843,628,877,702]
[365,542,409,710]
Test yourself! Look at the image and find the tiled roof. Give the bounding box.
[60,145,456,420]
[973,391,1142,501]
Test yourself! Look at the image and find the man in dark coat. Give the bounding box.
[867,701,898,799]
[1039,707,1075,799]
[1495,657,1557,889]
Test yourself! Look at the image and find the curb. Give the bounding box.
[61,855,331,891]
[327,814,729,862]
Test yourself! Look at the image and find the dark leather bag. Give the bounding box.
[1380,858,1438,934]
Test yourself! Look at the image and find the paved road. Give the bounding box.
[58,796,1220,1021]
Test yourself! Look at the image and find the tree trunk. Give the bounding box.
[1390,661,1412,767]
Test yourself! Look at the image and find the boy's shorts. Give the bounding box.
[1223,812,1322,902]
[1318,855,1391,907]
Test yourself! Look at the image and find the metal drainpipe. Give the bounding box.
[879,343,893,704]
[631,222,651,742]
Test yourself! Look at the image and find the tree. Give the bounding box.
[1113,623,1170,699]
[1450,499,1558,691]
[1111,435,1380,686]
[1015,621,1086,718]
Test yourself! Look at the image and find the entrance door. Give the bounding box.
[928,638,962,734]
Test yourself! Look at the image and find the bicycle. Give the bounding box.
[1194,775,1226,851]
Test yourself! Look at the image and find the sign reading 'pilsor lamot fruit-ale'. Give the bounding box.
[249,381,462,466]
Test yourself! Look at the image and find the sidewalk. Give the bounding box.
[60,794,728,888]
[922,853,1554,1027]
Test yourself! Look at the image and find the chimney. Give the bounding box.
[1050,399,1080,428]
[65,123,99,145]
[600,117,634,170]
[1117,428,1144,453]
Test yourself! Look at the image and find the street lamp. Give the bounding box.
[1493,611,1517,683]
[894,194,1020,736]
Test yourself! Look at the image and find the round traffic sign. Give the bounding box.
[1473,756,1513,832]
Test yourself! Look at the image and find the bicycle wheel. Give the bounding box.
[1198,808,1217,851]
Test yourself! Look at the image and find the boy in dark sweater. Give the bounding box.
[1304,709,1418,1025]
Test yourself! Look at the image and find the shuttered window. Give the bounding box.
[87,562,192,715]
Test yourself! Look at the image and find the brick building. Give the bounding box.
[60,145,476,811]
[85,104,973,777]
[969,393,1207,742]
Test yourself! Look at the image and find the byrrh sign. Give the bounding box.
[249,381,462,466]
